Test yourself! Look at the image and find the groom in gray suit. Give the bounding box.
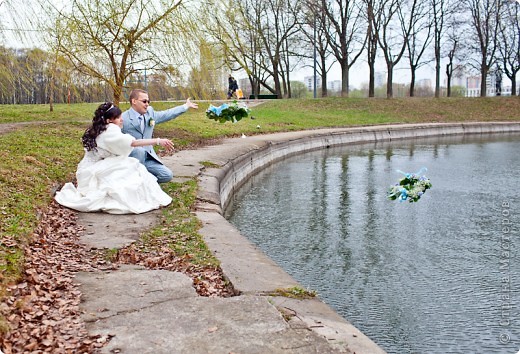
[122,89,198,183]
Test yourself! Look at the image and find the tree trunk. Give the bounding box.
[113,83,123,106]
[368,62,375,97]
[321,56,328,97]
[248,75,257,98]
[480,63,487,97]
[409,67,416,97]
[446,63,452,97]
[281,75,288,98]
[273,63,282,98]
[386,64,394,98]
[321,72,328,98]
[49,84,54,112]
[49,64,55,112]
[435,53,441,98]
[367,2,376,98]
[340,61,349,97]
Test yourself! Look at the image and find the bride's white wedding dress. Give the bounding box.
[55,123,172,214]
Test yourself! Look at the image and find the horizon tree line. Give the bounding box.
[0,0,518,104]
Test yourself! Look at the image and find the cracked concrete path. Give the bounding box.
[77,266,340,353]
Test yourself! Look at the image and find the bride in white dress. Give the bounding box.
[55,102,173,214]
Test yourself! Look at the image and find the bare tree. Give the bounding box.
[199,2,262,98]
[431,0,458,98]
[204,0,302,98]
[465,0,502,97]
[497,1,520,96]
[405,0,432,96]
[445,32,460,97]
[238,1,273,97]
[362,0,379,97]
[374,0,418,98]
[299,0,334,97]
[42,0,194,105]
[278,0,306,98]
[257,0,301,98]
[321,0,366,97]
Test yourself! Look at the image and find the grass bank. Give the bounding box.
[0,96,518,311]
[1,97,518,143]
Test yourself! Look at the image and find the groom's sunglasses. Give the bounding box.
[139,99,151,104]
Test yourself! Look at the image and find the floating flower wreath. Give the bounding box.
[387,167,432,203]
[206,101,250,123]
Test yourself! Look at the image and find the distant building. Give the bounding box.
[501,85,513,96]
[466,76,481,97]
[417,79,432,88]
[328,80,342,92]
[465,74,499,97]
[486,74,497,96]
[304,76,321,91]
[375,72,386,87]
[449,74,466,88]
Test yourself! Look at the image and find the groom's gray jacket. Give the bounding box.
[122,105,188,163]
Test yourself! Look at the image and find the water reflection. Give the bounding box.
[225,134,520,353]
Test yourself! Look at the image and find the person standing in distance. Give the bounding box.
[227,75,239,99]
[122,89,198,183]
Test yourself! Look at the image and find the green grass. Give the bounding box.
[200,161,221,168]
[138,180,219,267]
[2,97,518,145]
[270,286,317,299]
[0,123,84,293]
[154,97,520,147]
[0,96,518,304]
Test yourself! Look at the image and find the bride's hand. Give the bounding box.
[156,138,175,151]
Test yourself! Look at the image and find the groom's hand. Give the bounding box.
[186,98,198,109]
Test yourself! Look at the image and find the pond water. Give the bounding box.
[225,133,519,353]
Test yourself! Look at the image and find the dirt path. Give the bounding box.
[0,121,51,136]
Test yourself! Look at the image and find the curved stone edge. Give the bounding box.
[215,122,520,211]
[174,122,520,354]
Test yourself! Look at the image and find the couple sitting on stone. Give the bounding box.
[55,89,198,214]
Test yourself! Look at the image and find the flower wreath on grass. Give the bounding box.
[387,167,432,203]
[206,100,251,123]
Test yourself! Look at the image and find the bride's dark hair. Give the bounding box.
[82,102,122,151]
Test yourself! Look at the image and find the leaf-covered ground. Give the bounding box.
[0,201,236,353]
[0,203,103,352]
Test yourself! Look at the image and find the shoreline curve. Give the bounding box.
[166,122,520,353]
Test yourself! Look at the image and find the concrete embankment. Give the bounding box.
[167,122,520,353]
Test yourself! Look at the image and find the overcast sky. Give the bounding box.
[2,2,516,91]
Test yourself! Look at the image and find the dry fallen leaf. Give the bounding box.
[208,326,219,333]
